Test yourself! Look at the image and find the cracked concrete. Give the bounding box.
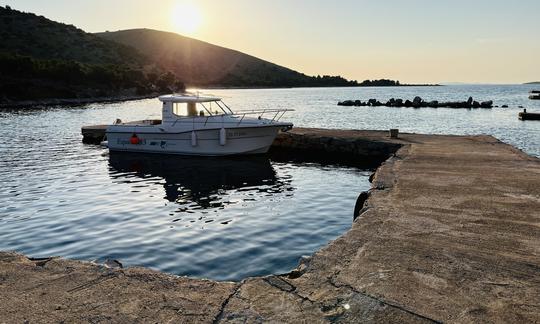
[2,128,539,323]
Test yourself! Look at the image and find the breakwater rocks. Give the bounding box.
[338,96,494,108]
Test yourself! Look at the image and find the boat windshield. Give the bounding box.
[171,100,232,117]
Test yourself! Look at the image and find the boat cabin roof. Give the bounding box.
[159,94,221,103]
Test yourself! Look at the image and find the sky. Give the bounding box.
[4,0,540,84]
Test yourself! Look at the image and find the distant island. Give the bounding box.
[357,79,440,87]
[0,5,358,105]
[524,81,540,85]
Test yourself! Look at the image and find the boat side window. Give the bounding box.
[173,103,188,117]
[173,102,210,117]
[172,102,199,117]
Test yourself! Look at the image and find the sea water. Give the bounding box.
[0,85,538,280]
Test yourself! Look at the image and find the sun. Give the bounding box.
[172,2,201,36]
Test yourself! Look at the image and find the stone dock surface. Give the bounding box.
[2,128,539,323]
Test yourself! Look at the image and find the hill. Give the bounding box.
[524,81,540,85]
[0,7,144,66]
[0,6,187,102]
[0,6,358,104]
[96,28,357,88]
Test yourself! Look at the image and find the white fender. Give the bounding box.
[191,130,197,147]
[219,127,226,146]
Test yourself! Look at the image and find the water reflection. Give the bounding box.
[108,152,294,210]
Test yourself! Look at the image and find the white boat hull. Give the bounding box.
[106,126,283,156]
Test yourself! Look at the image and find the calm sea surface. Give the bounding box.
[0,85,539,281]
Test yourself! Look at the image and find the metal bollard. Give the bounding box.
[389,128,399,138]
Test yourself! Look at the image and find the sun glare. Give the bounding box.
[172,2,201,36]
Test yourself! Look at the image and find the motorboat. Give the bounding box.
[105,94,293,156]
[529,90,540,100]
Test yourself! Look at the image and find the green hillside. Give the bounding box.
[96,28,357,88]
[0,6,186,102]
[0,7,144,65]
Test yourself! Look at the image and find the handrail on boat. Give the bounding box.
[228,108,294,123]
[231,108,294,118]
[170,108,294,127]
[171,108,294,119]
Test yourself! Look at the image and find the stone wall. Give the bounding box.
[271,130,402,168]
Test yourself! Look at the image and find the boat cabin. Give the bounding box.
[159,94,233,123]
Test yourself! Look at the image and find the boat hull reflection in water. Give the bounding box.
[108,152,289,209]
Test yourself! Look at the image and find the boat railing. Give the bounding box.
[231,108,294,125]
[170,108,294,127]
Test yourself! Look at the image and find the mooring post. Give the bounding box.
[389,128,399,138]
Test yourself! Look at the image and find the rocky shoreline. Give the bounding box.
[0,93,159,109]
[338,96,496,108]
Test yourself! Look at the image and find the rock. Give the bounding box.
[428,100,438,108]
[288,255,311,279]
[104,259,123,269]
[338,97,495,109]
[502,105,508,108]
[353,191,370,220]
[411,96,422,108]
[464,97,473,108]
[480,100,493,108]
[338,100,354,106]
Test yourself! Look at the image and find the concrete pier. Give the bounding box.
[2,128,539,323]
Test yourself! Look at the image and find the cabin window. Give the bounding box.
[172,102,202,117]
[171,101,224,117]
